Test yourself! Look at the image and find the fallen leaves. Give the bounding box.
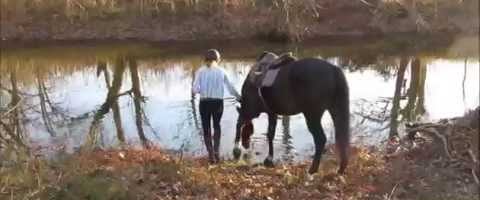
[2,110,478,200]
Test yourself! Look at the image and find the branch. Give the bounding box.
[358,0,375,8]
[114,89,134,99]
[406,123,448,132]
[0,120,26,148]
[0,97,24,118]
[0,86,37,97]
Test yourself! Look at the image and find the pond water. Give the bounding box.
[1,36,478,162]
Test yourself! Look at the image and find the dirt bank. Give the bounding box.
[1,0,478,42]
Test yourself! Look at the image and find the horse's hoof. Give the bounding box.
[242,153,251,160]
[263,157,274,168]
[233,147,241,160]
[305,173,315,182]
[308,167,318,175]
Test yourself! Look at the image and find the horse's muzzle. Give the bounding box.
[240,121,254,149]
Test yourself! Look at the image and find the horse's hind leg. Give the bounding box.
[330,103,350,174]
[304,111,326,174]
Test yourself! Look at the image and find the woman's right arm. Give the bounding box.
[224,73,241,100]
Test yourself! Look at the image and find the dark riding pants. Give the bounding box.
[199,98,224,162]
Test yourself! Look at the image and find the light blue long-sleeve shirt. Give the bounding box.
[192,65,240,100]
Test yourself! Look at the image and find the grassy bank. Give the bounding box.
[0,0,478,41]
[0,145,388,200]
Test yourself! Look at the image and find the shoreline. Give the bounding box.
[0,32,469,48]
[1,111,477,199]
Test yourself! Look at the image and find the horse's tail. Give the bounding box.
[331,67,350,174]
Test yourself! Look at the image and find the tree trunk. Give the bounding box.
[389,57,409,138]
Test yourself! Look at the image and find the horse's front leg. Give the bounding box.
[233,116,243,160]
[264,114,277,167]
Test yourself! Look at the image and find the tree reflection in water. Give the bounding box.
[0,69,26,150]
[341,55,430,139]
[389,57,409,137]
[128,57,150,148]
[389,57,428,138]
[281,116,294,163]
[87,57,128,147]
[87,56,152,148]
[97,60,126,144]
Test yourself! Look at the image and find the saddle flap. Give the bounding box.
[261,68,280,87]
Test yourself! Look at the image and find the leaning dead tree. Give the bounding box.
[406,107,479,185]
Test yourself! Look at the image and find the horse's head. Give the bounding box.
[239,118,254,149]
[235,100,258,149]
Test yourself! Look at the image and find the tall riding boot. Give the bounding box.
[213,131,221,163]
[203,130,215,164]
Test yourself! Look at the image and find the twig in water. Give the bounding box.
[387,183,399,200]
[0,97,23,118]
[358,0,375,7]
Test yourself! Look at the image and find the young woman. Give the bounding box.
[192,49,241,164]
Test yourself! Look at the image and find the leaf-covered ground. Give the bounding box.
[1,110,478,200]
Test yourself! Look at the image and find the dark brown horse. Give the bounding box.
[234,52,350,174]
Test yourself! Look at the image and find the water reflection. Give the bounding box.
[0,69,26,149]
[86,56,153,148]
[0,38,478,161]
[96,60,126,143]
[389,57,409,137]
[36,67,57,137]
[281,116,294,163]
[87,57,128,147]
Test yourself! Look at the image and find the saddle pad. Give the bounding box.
[261,68,280,87]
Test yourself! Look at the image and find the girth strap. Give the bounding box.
[257,87,273,113]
